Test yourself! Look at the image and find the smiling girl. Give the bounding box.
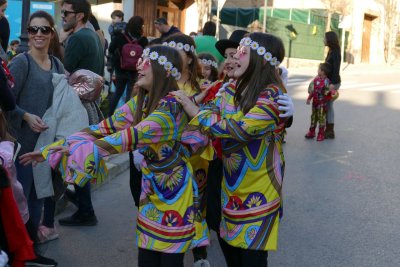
[173,32,288,267]
[20,45,210,267]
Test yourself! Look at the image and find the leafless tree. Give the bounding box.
[377,0,399,62]
[196,0,211,32]
[321,0,352,31]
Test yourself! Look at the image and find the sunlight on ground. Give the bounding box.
[291,83,400,110]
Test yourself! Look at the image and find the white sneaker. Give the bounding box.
[194,259,210,267]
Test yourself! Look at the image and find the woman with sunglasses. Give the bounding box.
[20,45,210,267]
[173,32,288,267]
[6,10,63,267]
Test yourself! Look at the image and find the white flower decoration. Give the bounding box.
[257,46,266,55]
[183,44,190,52]
[201,59,207,65]
[175,72,181,80]
[243,38,252,46]
[176,42,184,50]
[270,57,277,65]
[143,48,150,57]
[158,56,167,65]
[264,52,272,61]
[149,51,159,60]
[207,60,212,65]
[212,62,218,68]
[171,68,178,76]
[250,41,259,50]
[164,62,173,70]
[162,42,168,46]
[168,41,176,47]
[191,46,195,52]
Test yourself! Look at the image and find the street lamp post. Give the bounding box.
[285,24,297,68]
[16,0,30,53]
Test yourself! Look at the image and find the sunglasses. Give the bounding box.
[136,57,151,69]
[61,9,78,17]
[237,45,248,56]
[27,26,53,35]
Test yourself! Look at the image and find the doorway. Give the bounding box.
[361,14,375,63]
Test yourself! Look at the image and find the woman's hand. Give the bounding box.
[19,150,46,167]
[19,146,68,167]
[277,93,294,118]
[170,91,200,119]
[23,113,48,133]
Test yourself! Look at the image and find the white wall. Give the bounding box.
[184,3,200,35]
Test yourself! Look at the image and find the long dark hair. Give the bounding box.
[28,11,62,59]
[0,0,7,6]
[164,33,201,93]
[126,16,144,37]
[133,45,182,126]
[235,32,286,114]
[0,112,14,142]
[325,31,340,51]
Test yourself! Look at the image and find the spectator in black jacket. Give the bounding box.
[324,31,341,139]
[108,15,148,116]
[154,17,180,41]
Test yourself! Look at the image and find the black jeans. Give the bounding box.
[108,70,136,116]
[129,151,142,207]
[138,248,184,267]
[206,158,223,232]
[218,236,268,267]
[74,182,94,215]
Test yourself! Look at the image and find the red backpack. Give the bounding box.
[120,34,143,71]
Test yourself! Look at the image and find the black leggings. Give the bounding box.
[218,236,268,267]
[138,248,184,267]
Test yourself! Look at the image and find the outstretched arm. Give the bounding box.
[191,87,283,142]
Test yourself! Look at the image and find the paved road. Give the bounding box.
[42,65,400,266]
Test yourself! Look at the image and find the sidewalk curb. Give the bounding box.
[55,153,130,214]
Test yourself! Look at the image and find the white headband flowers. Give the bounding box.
[142,48,182,80]
[200,58,218,69]
[162,41,195,53]
[239,37,280,67]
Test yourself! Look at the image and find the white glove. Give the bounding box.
[0,250,8,267]
[277,93,294,118]
[216,79,234,97]
[279,66,289,87]
[133,150,144,171]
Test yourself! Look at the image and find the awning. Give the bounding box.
[211,7,260,27]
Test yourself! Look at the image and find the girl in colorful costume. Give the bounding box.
[173,32,288,267]
[20,45,209,267]
[162,33,212,266]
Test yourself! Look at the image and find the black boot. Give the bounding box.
[325,123,335,139]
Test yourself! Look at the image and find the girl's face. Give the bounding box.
[199,61,211,80]
[233,45,250,79]
[28,18,54,51]
[136,57,153,91]
[178,49,192,68]
[0,2,7,19]
[223,47,237,78]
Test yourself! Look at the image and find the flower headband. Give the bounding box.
[199,58,218,69]
[239,37,280,67]
[162,41,196,53]
[142,48,182,80]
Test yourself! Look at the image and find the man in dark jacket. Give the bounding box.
[154,17,180,41]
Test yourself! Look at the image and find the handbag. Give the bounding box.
[68,69,104,102]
